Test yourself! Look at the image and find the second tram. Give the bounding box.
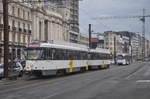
[88,48,111,69]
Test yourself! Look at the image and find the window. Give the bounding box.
[23,23,25,32]
[89,52,110,60]
[28,24,30,29]
[18,21,20,28]
[26,48,44,60]
[17,22,20,43]
[23,10,25,19]
[28,35,30,43]
[18,8,20,17]
[12,6,15,15]
[12,20,15,27]
[23,35,25,43]
[26,47,88,60]
[28,12,30,20]
[12,20,15,42]
[17,49,21,59]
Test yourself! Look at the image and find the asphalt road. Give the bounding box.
[0,62,150,99]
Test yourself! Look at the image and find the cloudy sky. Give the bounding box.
[79,0,150,39]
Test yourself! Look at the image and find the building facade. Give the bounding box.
[0,1,32,63]
[131,33,141,60]
[103,31,150,61]
[48,0,80,43]
[145,39,150,58]
[31,3,65,41]
[79,33,89,46]
[104,31,123,55]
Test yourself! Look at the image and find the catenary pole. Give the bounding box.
[142,9,145,60]
[89,24,92,48]
[3,0,9,78]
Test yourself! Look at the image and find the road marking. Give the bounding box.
[136,80,150,83]
[0,80,18,85]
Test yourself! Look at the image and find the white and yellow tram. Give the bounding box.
[24,41,111,76]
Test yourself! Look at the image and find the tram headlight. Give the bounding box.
[25,66,32,72]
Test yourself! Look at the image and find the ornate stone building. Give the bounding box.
[0,0,32,63]
[48,0,80,43]
[104,31,123,55]
[0,0,75,63]
[29,0,70,42]
[31,3,64,41]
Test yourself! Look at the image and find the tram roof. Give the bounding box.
[28,43,88,52]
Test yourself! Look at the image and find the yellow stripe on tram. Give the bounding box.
[69,60,73,72]
[86,61,89,70]
[102,60,105,68]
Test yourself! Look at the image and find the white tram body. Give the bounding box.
[88,48,111,69]
[24,41,111,76]
[24,42,88,76]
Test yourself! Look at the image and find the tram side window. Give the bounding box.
[71,50,75,60]
[46,48,52,60]
[84,52,88,60]
[101,53,105,60]
[107,54,110,59]
[40,48,47,60]
[91,53,94,60]
[54,49,62,60]
[53,49,59,60]
[74,51,78,60]
[90,53,96,60]
[52,49,68,60]
[77,51,81,60]
[80,52,84,60]
[60,49,66,60]
[69,50,74,60]
[65,49,69,60]
[42,48,52,60]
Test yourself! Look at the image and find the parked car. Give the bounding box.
[0,61,23,80]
